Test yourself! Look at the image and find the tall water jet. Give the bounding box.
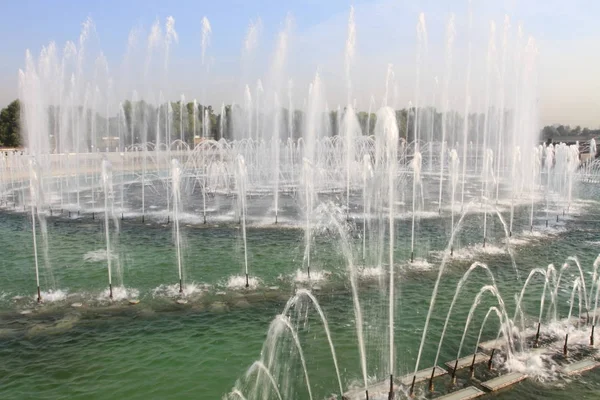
[200,17,212,66]
[302,159,314,279]
[460,5,472,209]
[28,158,43,302]
[343,7,357,214]
[410,147,422,262]
[449,149,460,253]
[482,149,494,247]
[362,154,373,260]
[271,95,281,224]
[171,159,184,293]
[437,15,456,214]
[235,155,250,288]
[374,106,398,380]
[101,159,117,299]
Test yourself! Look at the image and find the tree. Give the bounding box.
[0,100,21,147]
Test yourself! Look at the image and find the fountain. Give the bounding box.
[5,6,600,400]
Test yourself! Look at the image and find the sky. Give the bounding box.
[3,0,600,127]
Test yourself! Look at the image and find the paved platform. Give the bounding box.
[399,366,448,386]
[433,386,485,400]
[342,380,396,400]
[478,338,506,352]
[562,359,600,375]
[444,353,488,371]
[481,372,527,391]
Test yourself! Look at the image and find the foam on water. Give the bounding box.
[226,275,261,290]
[504,350,559,382]
[293,269,330,283]
[439,243,506,260]
[404,258,433,271]
[38,289,68,302]
[97,286,139,301]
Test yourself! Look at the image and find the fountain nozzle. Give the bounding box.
[179,279,183,294]
[109,283,113,300]
[591,325,595,346]
[534,322,541,347]
[487,348,495,370]
[428,368,435,392]
[37,286,42,303]
[409,375,416,397]
[388,374,394,400]
[563,333,569,356]
[469,353,477,377]
[451,358,459,384]
[410,251,414,263]
[245,273,250,288]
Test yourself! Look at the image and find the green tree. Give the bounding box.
[0,100,21,147]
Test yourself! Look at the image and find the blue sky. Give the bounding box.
[3,0,600,126]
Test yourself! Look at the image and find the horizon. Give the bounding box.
[3,0,600,128]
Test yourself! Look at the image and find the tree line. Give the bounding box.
[1,98,596,149]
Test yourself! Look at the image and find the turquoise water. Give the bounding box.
[0,186,599,399]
